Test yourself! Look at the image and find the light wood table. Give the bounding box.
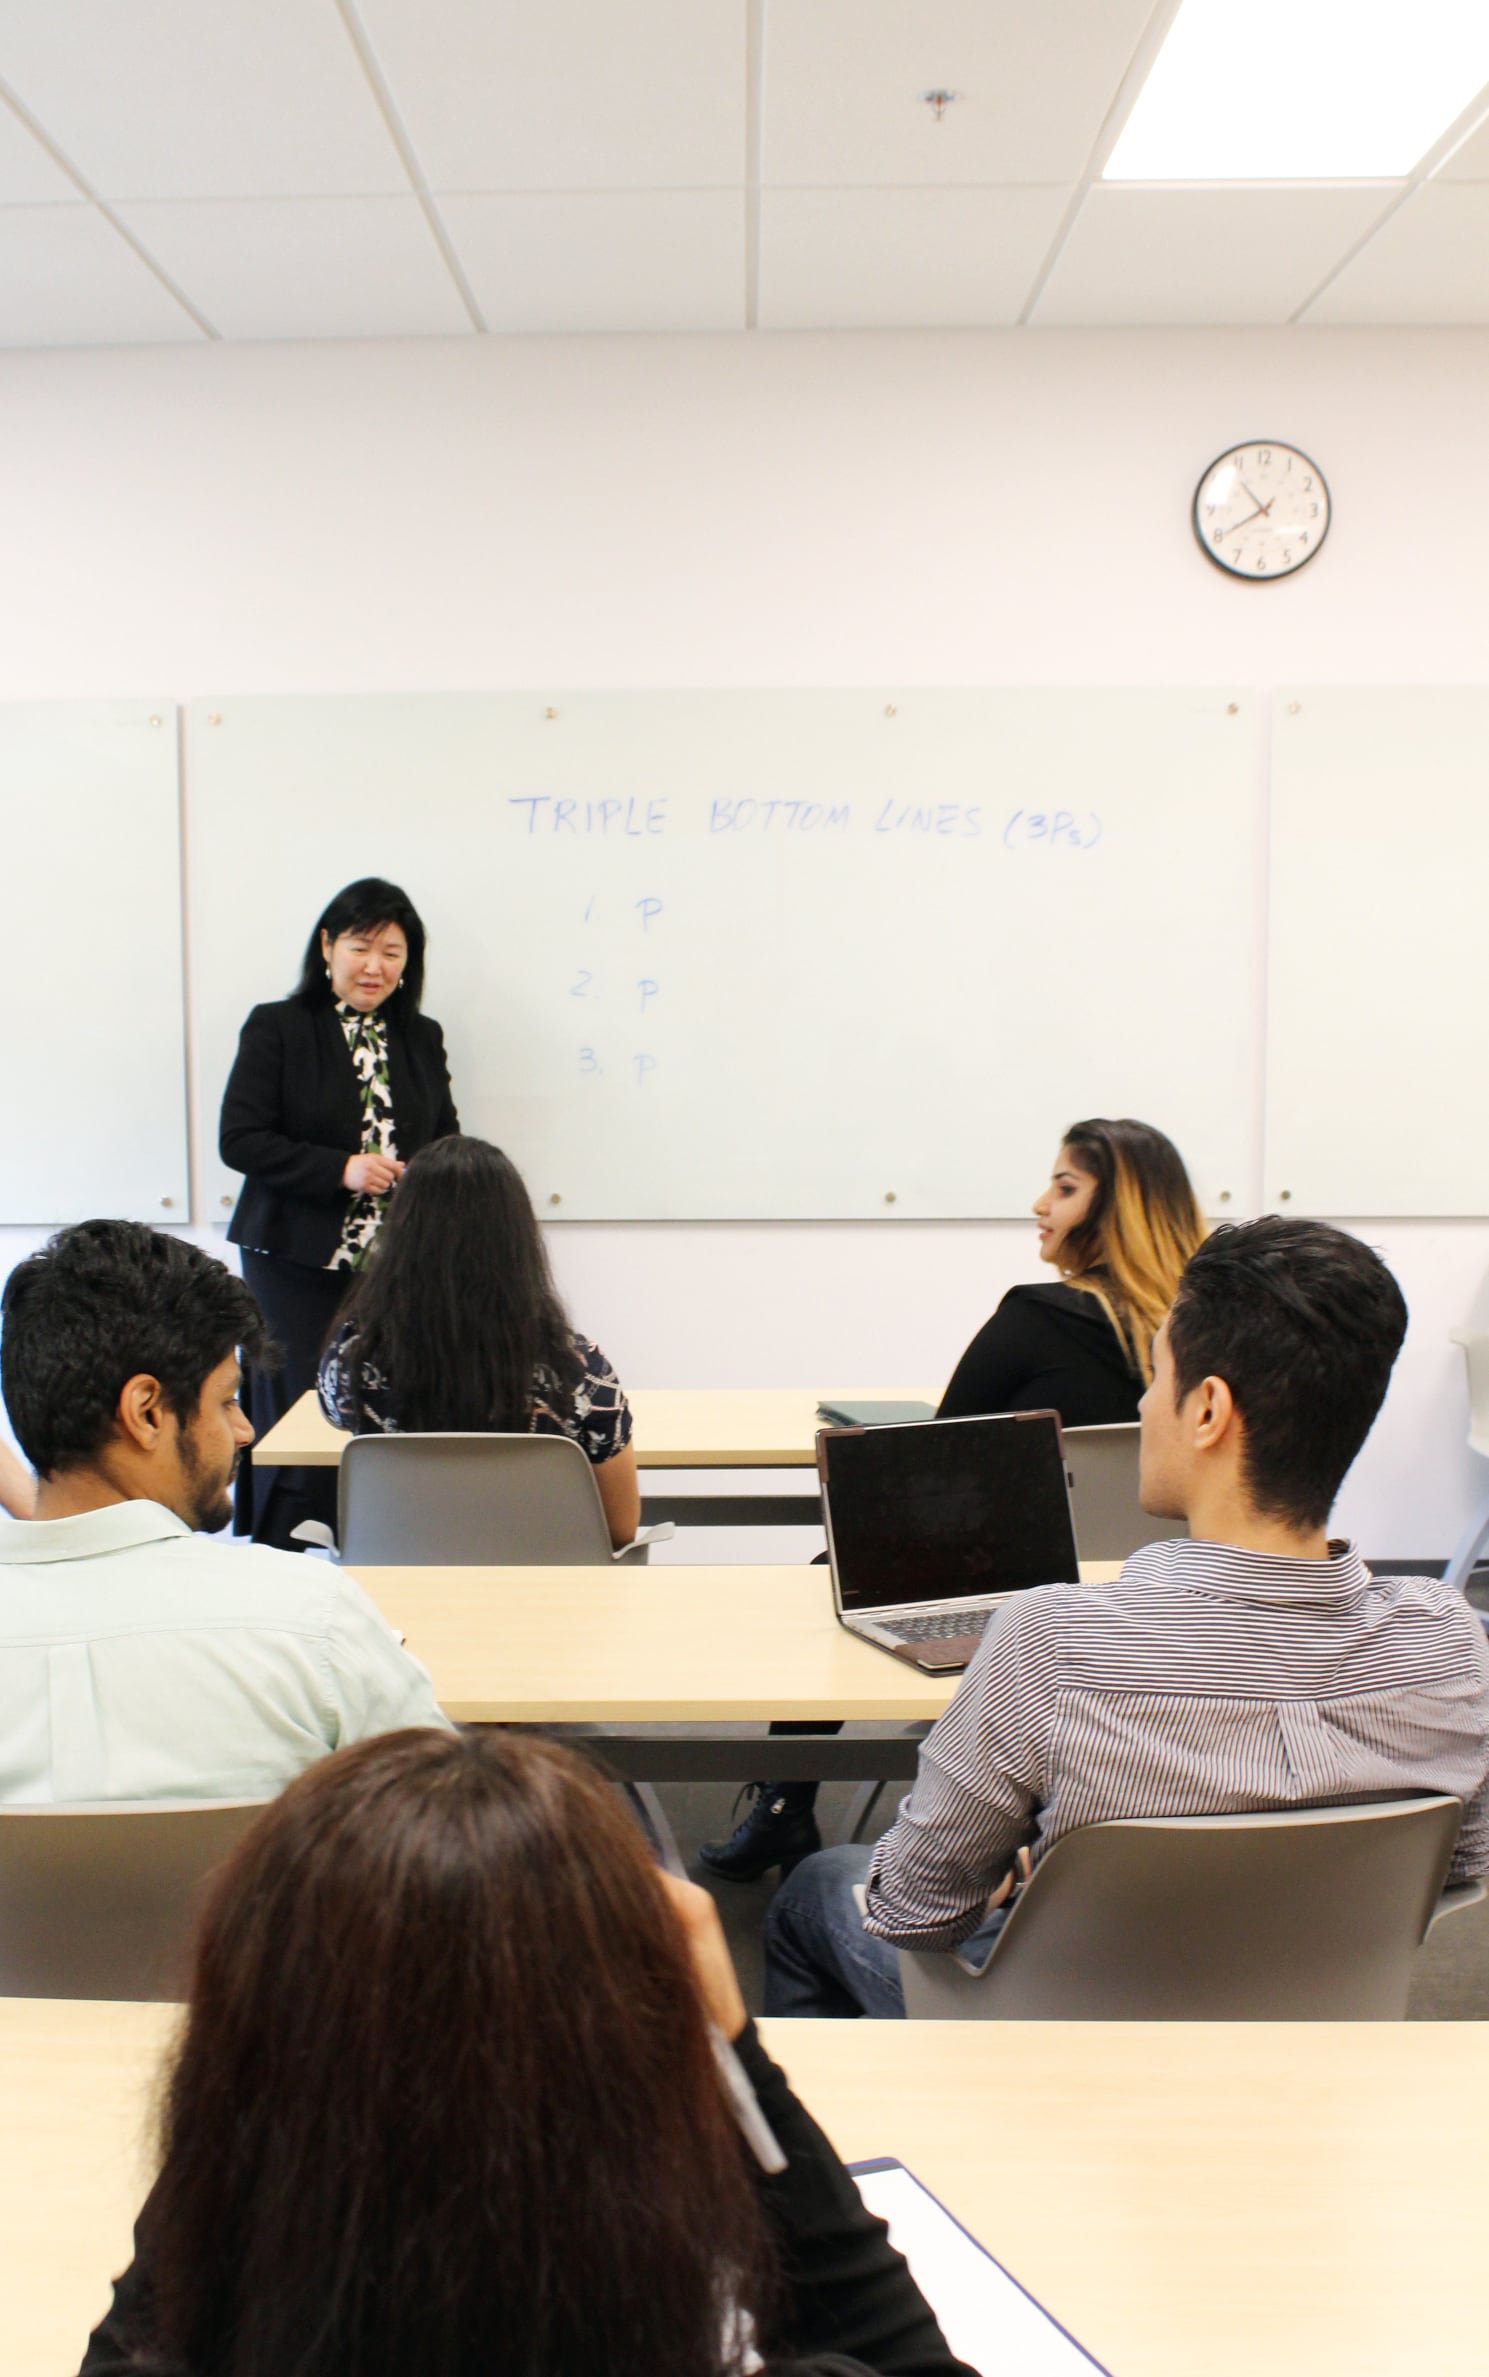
[350,1561,1118,1783]
[254,1386,938,1470]
[252,1386,938,1526]
[12,1997,1488,2377]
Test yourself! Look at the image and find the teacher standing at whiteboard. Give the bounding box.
[220,877,460,1547]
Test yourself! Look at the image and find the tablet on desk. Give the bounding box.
[851,2158,1112,2375]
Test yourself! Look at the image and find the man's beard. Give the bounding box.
[178,1426,235,1535]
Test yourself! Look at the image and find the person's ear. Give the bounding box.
[1191,1373,1236,1453]
[320,928,333,964]
[116,1375,170,1459]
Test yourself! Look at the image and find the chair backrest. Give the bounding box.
[898,1796,1463,2021]
[339,1432,617,1564]
[0,1800,267,2000]
[1449,1330,1489,1458]
[1062,1423,1187,1562]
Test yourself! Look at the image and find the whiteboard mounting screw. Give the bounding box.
[207,711,221,725]
[160,1196,174,1208]
[1218,1189,1231,1202]
[884,705,897,718]
[545,707,557,720]
[220,1195,232,1208]
[1287,702,1300,715]
[148,714,162,727]
[1226,703,1238,715]
[549,1192,561,1205]
[884,1190,897,1204]
[920,89,958,121]
[1279,1189,1292,1202]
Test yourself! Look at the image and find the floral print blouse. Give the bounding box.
[327,1002,397,1273]
[317,1324,634,1468]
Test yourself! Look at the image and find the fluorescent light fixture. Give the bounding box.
[1105,0,1489,180]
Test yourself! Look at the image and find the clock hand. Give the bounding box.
[1222,501,1268,535]
[1239,482,1276,516]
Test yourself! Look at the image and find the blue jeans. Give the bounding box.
[763,1843,1012,2018]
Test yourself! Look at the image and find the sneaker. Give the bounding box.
[698,1783,822,1883]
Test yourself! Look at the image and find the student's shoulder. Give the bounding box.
[999,1280,1104,1324]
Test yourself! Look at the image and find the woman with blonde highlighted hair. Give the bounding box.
[939,1117,1206,1418]
[701,1119,1205,1888]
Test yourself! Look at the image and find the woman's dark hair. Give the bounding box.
[0,1220,272,1478]
[147,1729,770,2377]
[293,877,427,1020]
[333,1136,579,1431]
[1166,1216,1408,1532]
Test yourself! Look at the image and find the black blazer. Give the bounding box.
[220,998,459,1268]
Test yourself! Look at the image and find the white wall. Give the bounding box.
[2,325,1487,1553]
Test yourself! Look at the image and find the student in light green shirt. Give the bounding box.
[0,1220,449,1804]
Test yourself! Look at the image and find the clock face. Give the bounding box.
[1193,443,1330,580]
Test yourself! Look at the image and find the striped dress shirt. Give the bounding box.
[864,1538,1489,1950]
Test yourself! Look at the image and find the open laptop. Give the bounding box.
[819,1410,1078,1672]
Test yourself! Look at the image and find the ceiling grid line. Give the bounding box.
[1014,0,1186,328]
[333,0,488,334]
[1288,83,1489,322]
[0,74,220,339]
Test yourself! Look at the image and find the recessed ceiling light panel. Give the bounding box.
[1105,0,1489,180]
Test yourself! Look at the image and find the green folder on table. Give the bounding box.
[816,1400,937,1428]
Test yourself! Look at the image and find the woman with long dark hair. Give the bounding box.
[219,878,459,1549]
[318,1134,640,1547]
[81,1729,975,2377]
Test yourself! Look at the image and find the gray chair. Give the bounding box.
[332,1432,671,1566]
[896,1797,1482,2020]
[1063,1422,1187,1562]
[0,1800,267,2000]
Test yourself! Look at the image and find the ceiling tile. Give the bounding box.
[763,0,1156,187]
[0,98,79,203]
[1302,183,1489,323]
[1032,185,1395,326]
[0,205,201,345]
[114,197,473,340]
[759,185,1070,328]
[1437,113,1489,179]
[355,0,743,192]
[0,0,406,199]
[440,191,743,331]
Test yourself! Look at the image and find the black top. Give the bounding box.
[219,998,459,1270]
[937,1280,1142,1428]
[79,2023,977,2377]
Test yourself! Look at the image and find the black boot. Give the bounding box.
[699,1781,822,1882]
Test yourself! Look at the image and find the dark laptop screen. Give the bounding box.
[821,1413,1078,1613]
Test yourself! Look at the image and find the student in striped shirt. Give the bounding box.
[764,1216,1489,2017]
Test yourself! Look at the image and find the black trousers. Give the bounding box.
[235,1250,349,1549]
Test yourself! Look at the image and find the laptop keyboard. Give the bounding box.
[880,1608,995,1644]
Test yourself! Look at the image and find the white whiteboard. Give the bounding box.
[191,690,1257,1221]
[0,701,188,1225]
[1266,688,1489,1216]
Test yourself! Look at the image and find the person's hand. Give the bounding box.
[986,1845,1033,1910]
[657,1871,750,2042]
[342,1153,405,1194]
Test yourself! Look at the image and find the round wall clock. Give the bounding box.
[1193,443,1330,580]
